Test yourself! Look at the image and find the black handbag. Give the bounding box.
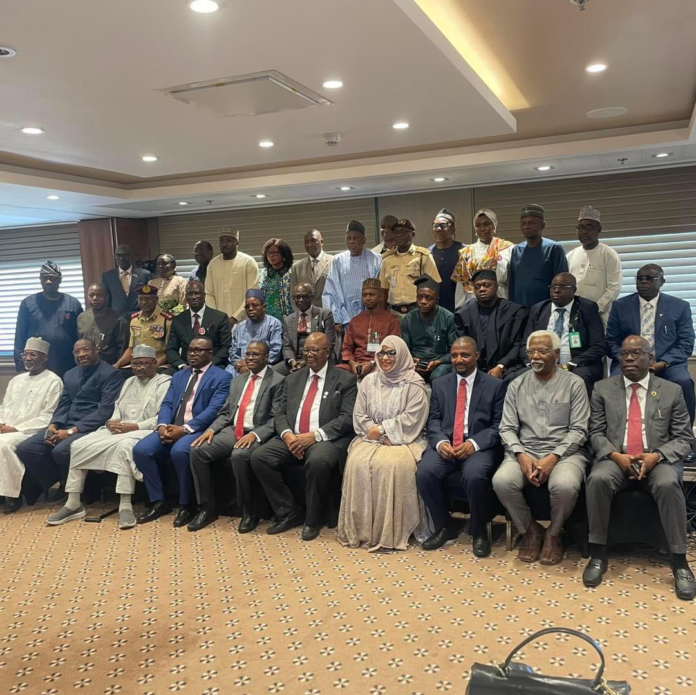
[467,627,631,694]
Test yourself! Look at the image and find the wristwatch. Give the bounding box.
[67,428,76,436]
[496,363,506,372]
[378,425,386,436]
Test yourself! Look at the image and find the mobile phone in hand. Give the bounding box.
[630,462,641,476]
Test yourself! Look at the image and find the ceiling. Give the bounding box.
[0,0,695,228]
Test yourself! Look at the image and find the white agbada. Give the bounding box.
[67,373,170,491]
[0,370,63,497]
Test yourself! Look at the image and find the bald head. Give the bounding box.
[451,336,479,377]
[304,229,324,259]
[619,335,653,382]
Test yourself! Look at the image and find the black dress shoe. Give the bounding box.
[267,510,304,535]
[187,510,218,532]
[173,506,195,528]
[674,568,696,600]
[472,534,492,557]
[137,501,172,524]
[582,558,608,587]
[422,526,458,551]
[3,497,22,515]
[301,524,321,541]
[238,515,259,534]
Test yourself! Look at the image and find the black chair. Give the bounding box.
[283,463,342,528]
[445,470,505,544]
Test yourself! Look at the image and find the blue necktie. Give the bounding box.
[553,307,566,340]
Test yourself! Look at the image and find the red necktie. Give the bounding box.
[235,374,260,439]
[298,312,308,334]
[452,378,468,447]
[299,375,320,434]
[192,313,201,336]
[626,383,643,456]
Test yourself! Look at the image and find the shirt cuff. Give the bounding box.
[252,432,260,442]
[178,364,187,370]
[469,439,480,452]
[280,429,292,439]
[184,425,194,433]
[318,428,329,442]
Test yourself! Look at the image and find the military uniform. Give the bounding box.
[379,244,442,314]
[127,307,173,362]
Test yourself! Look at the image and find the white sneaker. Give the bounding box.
[46,506,86,526]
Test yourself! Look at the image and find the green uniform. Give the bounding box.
[77,308,128,365]
[401,306,456,381]
[127,307,173,362]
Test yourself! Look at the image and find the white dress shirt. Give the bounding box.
[190,305,206,328]
[622,374,649,450]
[233,366,267,439]
[436,369,480,454]
[291,362,329,439]
[546,299,574,366]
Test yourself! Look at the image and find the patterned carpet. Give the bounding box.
[0,505,694,695]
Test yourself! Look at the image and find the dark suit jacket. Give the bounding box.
[166,306,232,369]
[208,367,285,443]
[275,364,357,455]
[590,374,693,465]
[281,307,336,363]
[156,365,232,433]
[102,266,151,315]
[607,292,695,365]
[52,361,125,433]
[455,298,528,372]
[522,297,606,379]
[426,370,506,453]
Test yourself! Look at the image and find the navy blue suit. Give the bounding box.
[102,266,151,316]
[133,364,232,506]
[607,292,695,422]
[416,370,505,536]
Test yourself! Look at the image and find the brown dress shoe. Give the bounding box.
[517,522,545,563]
[539,533,564,566]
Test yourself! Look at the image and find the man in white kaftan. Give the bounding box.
[0,338,63,512]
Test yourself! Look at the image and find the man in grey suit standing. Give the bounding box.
[290,229,334,308]
[189,341,284,533]
[101,245,151,316]
[585,335,696,600]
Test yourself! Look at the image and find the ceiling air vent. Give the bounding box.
[158,70,332,117]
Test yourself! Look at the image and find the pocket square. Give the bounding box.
[331,391,340,399]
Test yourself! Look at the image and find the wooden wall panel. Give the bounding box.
[77,218,115,294]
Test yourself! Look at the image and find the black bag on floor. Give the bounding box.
[467,627,630,694]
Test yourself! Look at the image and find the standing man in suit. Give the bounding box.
[522,273,606,395]
[607,264,695,423]
[166,280,232,371]
[584,336,695,600]
[454,270,528,383]
[102,245,151,316]
[277,283,335,376]
[251,333,357,541]
[189,341,284,533]
[189,240,215,285]
[134,337,232,527]
[417,337,506,555]
[291,229,334,308]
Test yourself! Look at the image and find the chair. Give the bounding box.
[445,470,502,544]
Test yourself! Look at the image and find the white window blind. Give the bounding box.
[0,225,85,357]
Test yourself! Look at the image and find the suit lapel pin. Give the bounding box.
[651,391,657,397]
[322,391,328,399]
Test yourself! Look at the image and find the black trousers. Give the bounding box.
[189,426,270,517]
[250,437,341,526]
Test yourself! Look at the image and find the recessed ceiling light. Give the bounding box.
[178,201,189,205]
[0,46,17,58]
[189,0,220,13]
[254,194,268,199]
[430,177,448,183]
[585,63,607,73]
[20,127,45,135]
[46,195,60,201]
[535,165,554,172]
[586,107,628,119]
[392,122,409,130]
[337,186,354,191]
[141,155,158,162]
[323,80,344,89]
[259,140,274,148]
[653,152,671,158]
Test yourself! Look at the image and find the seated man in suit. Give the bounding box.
[251,332,357,541]
[607,264,695,424]
[454,270,528,383]
[134,337,232,527]
[14,339,124,508]
[189,341,284,533]
[102,244,151,316]
[276,283,336,377]
[584,335,695,600]
[522,272,606,395]
[416,337,506,555]
[166,280,232,372]
[493,330,590,566]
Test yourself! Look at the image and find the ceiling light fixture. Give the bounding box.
[46,195,60,200]
[254,194,268,199]
[178,201,189,205]
[653,152,671,158]
[535,165,554,172]
[20,126,45,135]
[431,177,448,183]
[141,155,158,162]
[259,140,274,148]
[323,80,343,89]
[337,186,354,191]
[586,107,628,119]
[392,122,409,130]
[189,0,220,13]
[0,46,17,58]
[585,63,607,73]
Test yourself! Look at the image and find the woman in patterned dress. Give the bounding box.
[148,254,188,312]
[258,238,294,321]
[337,336,430,552]
[451,208,514,304]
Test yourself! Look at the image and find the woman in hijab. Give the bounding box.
[337,336,430,551]
[451,208,514,304]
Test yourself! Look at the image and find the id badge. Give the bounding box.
[568,331,582,349]
[367,342,380,353]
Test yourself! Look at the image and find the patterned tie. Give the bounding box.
[298,375,320,434]
[311,258,319,283]
[235,374,260,439]
[174,369,202,426]
[452,378,468,448]
[626,383,643,456]
[553,307,566,340]
[298,312,308,334]
[192,313,201,336]
[641,303,655,352]
[120,270,130,295]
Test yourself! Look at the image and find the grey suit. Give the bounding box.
[189,367,285,515]
[290,253,334,308]
[587,374,694,553]
[276,307,336,376]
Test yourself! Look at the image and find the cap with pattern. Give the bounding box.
[578,205,601,223]
[40,260,62,277]
[133,345,156,359]
[25,337,50,354]
[219,226,240,240]
[136,284,158,296]
[435,208,455,224]
[362,278,382,290]
[346,220,365,234]
[394,218,416,232]
[520,204,545,220]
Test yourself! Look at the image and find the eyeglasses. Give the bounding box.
[576,223,598,232]
[304,347,329,355]
[188,348,212,355]
[636,275,662,283]
[432,223,452,231]
[618,349,648,358]
[549,284,575,291]
[377,349,397,358]
[525,348,555,356]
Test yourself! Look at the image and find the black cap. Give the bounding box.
[472,269,497,283]
[414,274,440,293]
[346,220,365,234]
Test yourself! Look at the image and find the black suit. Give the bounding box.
[522,296,606,393]
[251,365,357,526]
[166,306,232,370]
[416,370,506,536]
[454,298,528,381]
[102,266,151,315]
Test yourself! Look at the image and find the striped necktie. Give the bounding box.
[641,303,655,352]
